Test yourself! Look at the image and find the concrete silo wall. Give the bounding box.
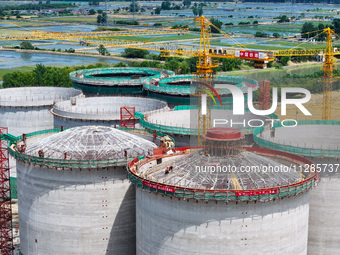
[307,157,340,255]
[17,161,135,255]
[54,116,120,129]
[0,106,53,137]
[136,189,309,255]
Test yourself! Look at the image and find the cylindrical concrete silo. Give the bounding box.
[142,74,259,106]
[10,126,158,255]
[69,67,174,95]
[137,105,277,147]
[127,128,319,255]
[0,87,82,136]
[253,120,340,255]
[0,87,82,178]
[52,96,168,129]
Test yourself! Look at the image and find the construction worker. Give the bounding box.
[169,165,174,172]
[164,167,169,174]
[38,149,44,158]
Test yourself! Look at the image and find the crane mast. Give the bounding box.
[195,16,218,146]
[322,27,336,120]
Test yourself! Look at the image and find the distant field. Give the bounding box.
[208,40,326,51]
[100,34,200,42]
[0,29,34,36]
[275,90,340,121]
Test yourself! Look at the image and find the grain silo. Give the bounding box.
[143,74,258,106]
[0,87,82,178]
[52,96,168,129]
[10,126,158,255]
[253,120,340,255]
[136,105,276,147]
[127,127,319,255]
[0,87,82,136]
[69,67,174,95]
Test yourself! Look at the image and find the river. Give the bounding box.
[0,50,124,69]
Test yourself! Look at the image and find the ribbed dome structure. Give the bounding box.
[136,150,301,190]
[25,126,157,160]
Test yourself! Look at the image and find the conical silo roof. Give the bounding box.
[25,126,157,160]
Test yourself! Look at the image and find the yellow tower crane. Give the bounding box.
[273,27,340,120]
[322,27,336,120]
[195,16,219,146]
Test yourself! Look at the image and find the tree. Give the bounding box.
[180,61,190,74]
[122,48,149,58]
[97,12,107,25]
[221,59,241,71]
[34,64,47,86]
[254,31,269,38]
[155,7,161,15]
[316,23,326,41]
[210,18,222,34]
[20,41,34,50]
[183,0,191,7]
[277,15,290,23]
[279,56,290,66]
[97,44,108,55]
[161,0,171,10]
[193,7,198,16]
[301,22,316,38]
[273,32,280,38]
[97,14,102,24]
[332,18,340,35]
[198,7,203,16]
[89,9,96,15]
[129,2,139,13]
[164,59,179,72]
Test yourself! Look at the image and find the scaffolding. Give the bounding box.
[120,106,136,128]
[127,147,319,202]
[259,80,271,110]
[0,127,14,255]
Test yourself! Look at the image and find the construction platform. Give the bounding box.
[69,67,174,95]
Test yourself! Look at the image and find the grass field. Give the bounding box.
[0,66,35,81]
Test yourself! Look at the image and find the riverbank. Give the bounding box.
[0,48,160,64]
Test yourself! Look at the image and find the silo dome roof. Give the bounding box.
[25,126,157,160]
[135,150,303,190]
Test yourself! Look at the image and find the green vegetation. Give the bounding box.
[97,12,107,25]
[89,9,96,15]
[301,22,327,41]
[129,2,139,13]
[115,20,139,26]
[20,41,34,50]
[0,2,73,12]
[276,15,290,23]
[122,48,149,58]
[0,66,35,82]
[254,31,269,38]
[210,18,223,34]
[97,44,108,56]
